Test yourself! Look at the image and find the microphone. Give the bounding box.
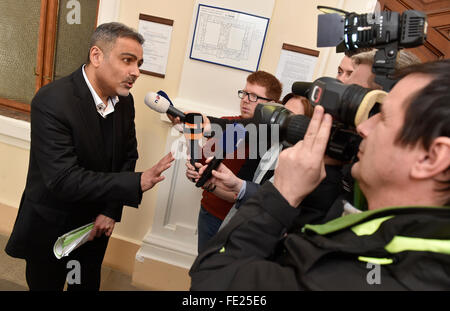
[195,123,246,188]
[144,90,186,121]
[291,81,312,97]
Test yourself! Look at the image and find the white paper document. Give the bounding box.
[53,222,94,259]
[276,49,318,98]
[138,19,173,76]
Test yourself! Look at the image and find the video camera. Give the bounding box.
[253,7,427,162]
[317,7,427,90]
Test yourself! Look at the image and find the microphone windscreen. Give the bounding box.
[292,81,312,96]
[144,92,170,113]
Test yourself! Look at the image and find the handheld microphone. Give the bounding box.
[195,123,246,188]
[144,90,186,121]
[184,113,204,170]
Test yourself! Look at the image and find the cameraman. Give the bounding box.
[171,71,282,253]
[189,59,450,290]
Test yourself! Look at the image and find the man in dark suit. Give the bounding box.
[5,22,174,291]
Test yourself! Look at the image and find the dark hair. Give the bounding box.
[394,59,450,204]
[246,71,282,102]
[281,93,314,117]
[86,22,144,63]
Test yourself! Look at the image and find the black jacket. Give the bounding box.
[6,67,142,260]
[190,182,450,290]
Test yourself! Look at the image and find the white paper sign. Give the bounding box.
[276,48,319,99]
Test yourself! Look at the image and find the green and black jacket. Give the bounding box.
[190,182,450,290]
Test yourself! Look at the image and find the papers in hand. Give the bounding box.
[53,222,94,259]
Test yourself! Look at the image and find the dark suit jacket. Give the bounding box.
[6,67,142,260]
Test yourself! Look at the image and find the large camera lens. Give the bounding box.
[308,77,386,127]
[254,103,310,146]
[253,102,367,162]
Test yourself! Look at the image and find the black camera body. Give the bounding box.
[254,8,426,162]
[342,10,427,51]
[253,75,387,162]
[253,102,362,162]
[254,7,427,162]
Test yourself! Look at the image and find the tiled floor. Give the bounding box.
[0,234,140,291]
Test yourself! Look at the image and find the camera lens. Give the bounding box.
[284,114,311,145]
[339,84,370,126]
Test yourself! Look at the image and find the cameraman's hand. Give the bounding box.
[274,106,332,207]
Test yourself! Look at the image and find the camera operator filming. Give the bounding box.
[190,59,450,291]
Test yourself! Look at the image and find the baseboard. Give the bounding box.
[103,234,141,276]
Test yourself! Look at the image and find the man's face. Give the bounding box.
[351,74,433,206]
[336,56,354,83]
[239,82,270,119]
[96,37,144,97]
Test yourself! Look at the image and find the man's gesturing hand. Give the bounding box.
[274,106,332,207]
[141,152,175,192]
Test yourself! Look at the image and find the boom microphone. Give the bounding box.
[144,90,186,121]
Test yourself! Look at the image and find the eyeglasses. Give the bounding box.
[238,90,272,102]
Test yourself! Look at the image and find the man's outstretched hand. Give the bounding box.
[141,152,175,192]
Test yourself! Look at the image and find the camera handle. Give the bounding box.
[372,42,399,92]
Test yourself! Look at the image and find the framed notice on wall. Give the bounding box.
[276,43,320,98]
[189,4,270,72]
[138,13,174,78]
